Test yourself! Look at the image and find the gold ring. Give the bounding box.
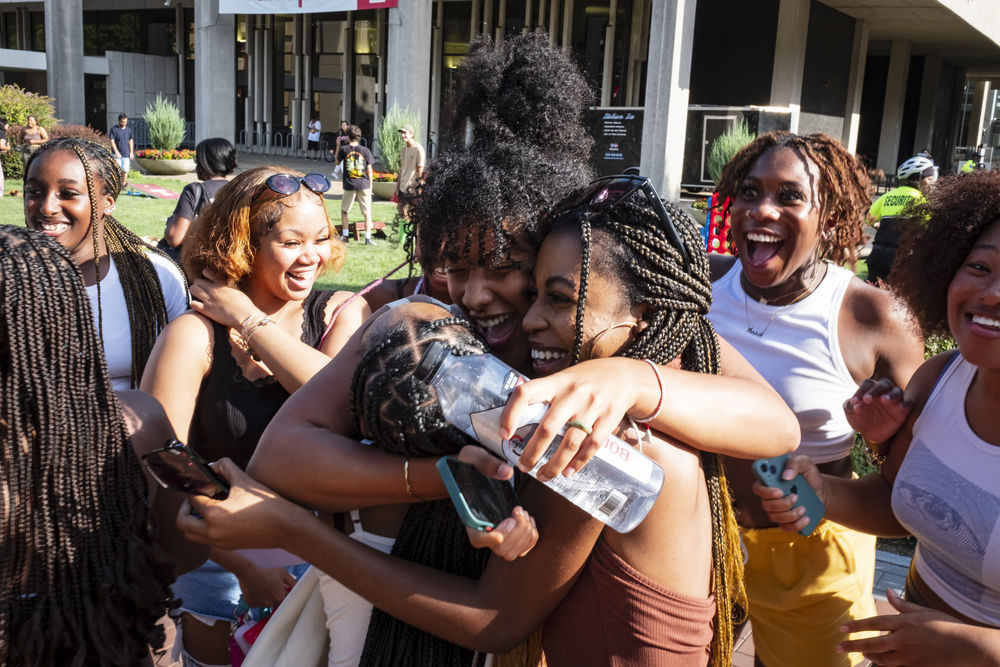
[567,419,593,435]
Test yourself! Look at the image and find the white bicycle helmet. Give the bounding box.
[897,156,935,180]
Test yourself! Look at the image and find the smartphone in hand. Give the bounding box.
[436,456,521,532]
[141,439,230,500]
[753,454,825,536]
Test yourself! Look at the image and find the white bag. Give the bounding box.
[241,566,329,667]
[332,163,344,181]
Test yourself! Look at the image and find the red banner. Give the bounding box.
[219,0,398,14]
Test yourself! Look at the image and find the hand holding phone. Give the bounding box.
[141,439,230,500]
[752,454,825,536]
[437,456,521,532]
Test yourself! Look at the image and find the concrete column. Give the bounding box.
[375,9,386,144]
[253,16,264,139]
[625,0,648,107]
[769,0,810,134]
[496,0,507,44]
[430,0,443,155]
[344,14,354,125]
[548,0,559,47]
[876,39,912,171]
[600,0,617,106]
[301,14,311,151]
[470,0,480,40]
[639,0,697,203]
[841,18,869,153]
[386,0,433,146]
[966,79,991,148]
[263,16,273,145]
[176,6,186,120]
[44,0,85,124]
[913,55,942,155]
[524,0,533,34]
[195,0,236,143]
[484,0,494,36]
[537,0,547,33]
[561,0,574,52]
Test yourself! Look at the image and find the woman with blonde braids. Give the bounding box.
[0,225,205,666]
[23,137,188,389]
[707,131,925,665]
[177,177,798,666]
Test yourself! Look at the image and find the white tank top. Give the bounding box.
[707,261,858,463]
[892,354,1000,626]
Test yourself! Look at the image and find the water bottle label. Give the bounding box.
[468,405,508,455]
[502,370,526,394]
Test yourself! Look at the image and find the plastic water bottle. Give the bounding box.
[416,341,664,533]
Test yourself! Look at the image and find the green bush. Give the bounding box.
[0,84,57,129]
[707,120,754,183]
[376,103,422,175]
[1,149,22,180]
[144,95,185,151]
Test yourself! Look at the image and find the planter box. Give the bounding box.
[371,180,397,201]
[135,157,195,175]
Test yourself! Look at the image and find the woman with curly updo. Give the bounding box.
[0,225,205,666]
[708,131,926,665]
[757,170,1000,665]
[23,137,188,389]
[140,166,368,666]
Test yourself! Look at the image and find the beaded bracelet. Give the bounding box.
[862,435,888,467]
[636,358,665,425]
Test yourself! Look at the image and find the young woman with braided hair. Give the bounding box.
[706,131,925,666]
[177,179,798,666]
[140,166,368,666]
[0,225,205,666]
[23,137,188,390]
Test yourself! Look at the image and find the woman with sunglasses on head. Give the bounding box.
[705,131,925,666]
[756,171,1000,667]
[178,178,798,667]
[0,225,207,666]
[140,166,369,667]
[23,137,189,390]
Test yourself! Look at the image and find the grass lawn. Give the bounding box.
[0,176,411,292]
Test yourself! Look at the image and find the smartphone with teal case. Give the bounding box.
[752,454,825,536]
[436,456,521,532]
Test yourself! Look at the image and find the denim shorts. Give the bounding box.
[172,559,309,623]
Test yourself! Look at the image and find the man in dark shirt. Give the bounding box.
[336,124,376,245]
[108,113,134,187]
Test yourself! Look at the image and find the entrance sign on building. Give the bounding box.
[584,107,644,177]
[219,0,397,14]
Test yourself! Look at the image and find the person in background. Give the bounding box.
[757,170,1000,667]
[393,123,426,221]
[109,112,134,188]
[338,124,376,245]
[23,137,188,390]
[866,155,936,285]
[0,225,206,666]
[0,117,10,196]
[20,114,49,169]
[158,137,238,264]
[307,114,322,160]
[708,131,925,666]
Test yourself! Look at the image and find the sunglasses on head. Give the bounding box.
[561,174,692,273]
[265,172,331,196]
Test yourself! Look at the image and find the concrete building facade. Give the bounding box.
[2,0,1000,200]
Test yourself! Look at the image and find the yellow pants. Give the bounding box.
[743,521,877,667]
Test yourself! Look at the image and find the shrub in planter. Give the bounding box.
[144,95,185,151]
[704,121,754,255]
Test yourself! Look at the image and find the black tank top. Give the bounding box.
[189,290,334,469]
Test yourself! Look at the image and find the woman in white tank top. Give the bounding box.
[758,170,1000,666]
[706,131,925,666]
